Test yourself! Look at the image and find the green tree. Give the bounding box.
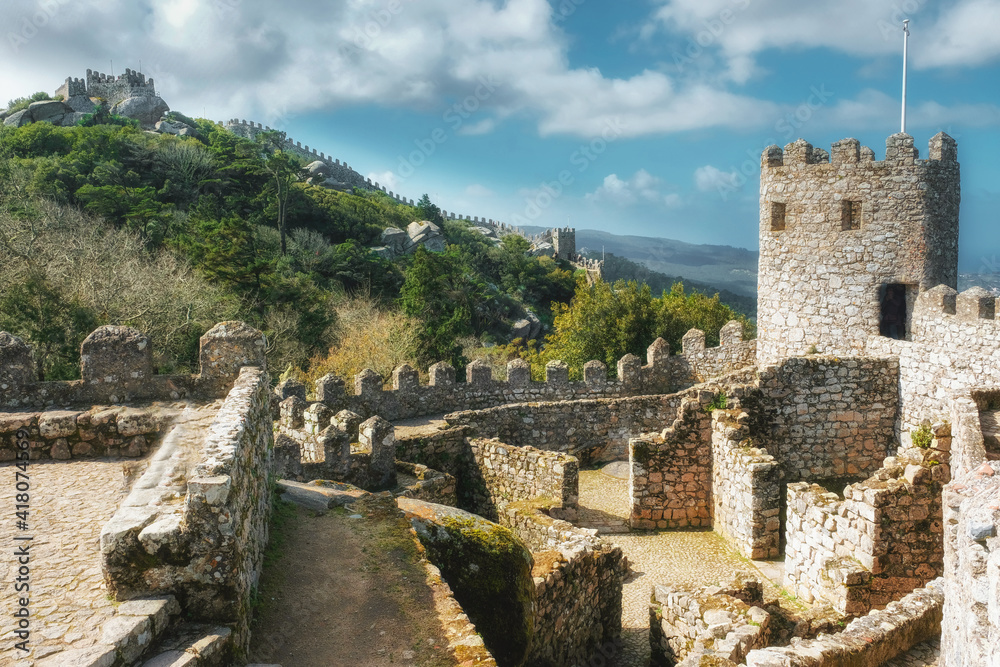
[0,273,101,380]
[416,193,444,225]
[238,131,301,255]
[400,246,473,366]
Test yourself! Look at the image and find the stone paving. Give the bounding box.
[0,401,220,667]
[578,465,784,667]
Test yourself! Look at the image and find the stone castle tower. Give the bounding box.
[551,227,576,261]
[756,132,960,364]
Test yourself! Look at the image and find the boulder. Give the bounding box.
[57,112,90,127]
[305,161,330,178]
[370,246,394,261]
[381,227,407,254]
[111,95,169,127]
[154,119,193,136]
[3,110,30,127]
[397,498,534,667]
[473,226,498,239]
[511,308,541,342]
[27,100,70,123]
[406,221,445,253]
[529,241,554,257]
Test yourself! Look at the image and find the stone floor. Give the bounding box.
[0,459,124,666]
[578,465,784,667]
[576,464,941,667]
[0,401,221,667]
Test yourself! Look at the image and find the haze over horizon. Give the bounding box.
[1,0,998,270]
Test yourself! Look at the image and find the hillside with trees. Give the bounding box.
[0,96,754,383]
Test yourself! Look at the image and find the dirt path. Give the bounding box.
[248,497,460,667]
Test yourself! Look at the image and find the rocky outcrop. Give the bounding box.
[112,95,170,127]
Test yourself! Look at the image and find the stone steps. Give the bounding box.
[135,623,232,666]
[36,596,180,667]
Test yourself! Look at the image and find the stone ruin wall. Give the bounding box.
[55,68,157,106]
[0,320,270,656]
[757,356,898,481]
[629,390,717,530]
[649,579,773,666]
[744,579,944,667]
[939,390,1000,667]
[500,500,627,667]
[783,446,946,616]
[276,326,753,429]
[711,403,782,560]
[627,356,897,548]
[866,284,1000,436]
[757,133,960,365]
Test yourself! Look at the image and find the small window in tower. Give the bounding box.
[770,202,786,232]
[841,200,862,230]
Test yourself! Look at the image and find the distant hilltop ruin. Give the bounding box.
[56,68,158,107]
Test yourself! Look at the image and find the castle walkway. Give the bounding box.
[576,465,940,667]
[0,400,221,667]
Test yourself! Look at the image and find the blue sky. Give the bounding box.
[1,0,998,269]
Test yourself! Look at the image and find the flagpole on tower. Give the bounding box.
[901,19,910,134]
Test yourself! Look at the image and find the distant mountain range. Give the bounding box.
[521,226,759,298]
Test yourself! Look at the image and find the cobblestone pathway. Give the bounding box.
[0,402,219,667]
[578,465,782,667]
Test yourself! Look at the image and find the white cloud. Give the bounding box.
[367,170,399,191]
[465,184,494,197]
[586,170,678,206]
[694,165,740,192]
[642,0,1000,82]
[457,118,497,136]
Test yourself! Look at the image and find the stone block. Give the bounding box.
[466,359,493,385]
[583,360,606,387]
[275,378,306,402]
[198,321,266,381]
[392,363,420,391]
[545,360,569,386]
[361,416,396,490]
[957,287,996,321]
[682,329,706,354]
[507,359,530,386]
[0,332,34,392]
[355,368,383,396]
[428,361,455,386]
[81,325,153,388]
[314,373,345,404]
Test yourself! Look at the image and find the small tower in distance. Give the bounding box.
[756,132,960,365]
[552,227,576,261]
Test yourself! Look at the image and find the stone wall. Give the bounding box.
[712,405,781,560]
[758,356,898,481]
[445,369,756,464]
[757,133,960,364]
[277,332,755,425]
[783,446,945,615]
[940,394,1000,666]
[466,438,579,522]
[395,461,458,507]
[744,579,943,667]
[0,321,266,409]
[502,502,627,667]
[866,285,1000,434]
[0,405,166,461]
[629,390,716,530]
[100,366,273,655]
[649,579,771,667]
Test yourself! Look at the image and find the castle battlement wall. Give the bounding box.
[277,326,754,425]
[0,321,266,409]
[757,132,960,365]
[864,284,1000,433]
[221,119,586,257]
[84,68,157,106]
